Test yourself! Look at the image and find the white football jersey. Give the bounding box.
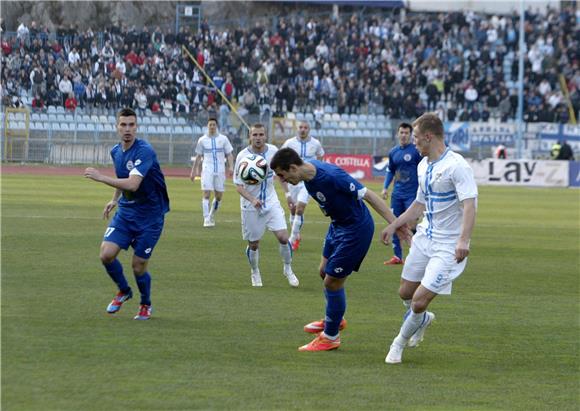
[195,133,234,174]
[415,149,478,243]
[282,136,325,161]
[234,144,281,211]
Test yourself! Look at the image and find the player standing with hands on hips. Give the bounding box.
[281,121,325,250]
[271,148,411,352]
[381,122,422,265]
[190,117,234,227]
[234,123,299,288]
[381,113,478,364]
[84,108,170,320]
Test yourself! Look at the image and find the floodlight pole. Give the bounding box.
[516,0,525,159]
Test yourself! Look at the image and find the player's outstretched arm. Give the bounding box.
[380,201,424,245]
[84,167,143,192]
[226,153,235,177]
[363,189,396,224]
[456,198,477,263]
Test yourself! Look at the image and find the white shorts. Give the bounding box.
[241,203,287,241]
[201,172,226,192]
[289,182,310,205]
[401,232,467,295]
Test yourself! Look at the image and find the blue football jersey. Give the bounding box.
[111,139,170,224]
[304,160,371,226]
[385,143,422,199]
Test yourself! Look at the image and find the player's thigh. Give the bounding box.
[401,233,430,283]
[265,204,288,233]
[200,173,216,191]
[391,196,406,217]
[213,173,226,192]
[241,211,266,241]
[421,243,467,295]
[325,223,374,278]
[102,215,132,252]
[132,220,165,260]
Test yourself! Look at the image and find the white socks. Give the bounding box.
[209,199,220,218]
[279,243,292,265]
[395,310,426,345]
[202,199,210,218]
[246,247,259,273]
[290,215,303,242]
[402,299,412,309]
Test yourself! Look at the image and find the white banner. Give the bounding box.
[467,159,569,187]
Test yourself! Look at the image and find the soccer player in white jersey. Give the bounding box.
[381,113,478,364]
[234,123,299,288]
[190,117,234,227]
[281,121,325,250]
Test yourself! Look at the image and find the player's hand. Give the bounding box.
[396,224,413,247]
[381,189,388,200]
[84,167,102,182]
[227,168,234,178]
[103,201,117,219]
[455,239,470,263]
[252,198,263,210]
[381,225,396,245]
[286,196,295,211]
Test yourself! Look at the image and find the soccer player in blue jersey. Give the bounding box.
[381,123,422,265]
[84,108,170,320]
[271,148,411,352]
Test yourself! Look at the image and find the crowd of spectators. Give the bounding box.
[1,5,579,125]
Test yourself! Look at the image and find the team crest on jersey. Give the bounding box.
[349,183,355,191]
[404,154,412,162]
[316,192,326,202]
[126,160,134,170]
[135,159,142,166]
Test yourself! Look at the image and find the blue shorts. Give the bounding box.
[103,213,165,259]
[322,217,374,278]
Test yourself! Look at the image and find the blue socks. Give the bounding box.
[103,259,130,293]
[134,272,152,306]
[324,288,346,337]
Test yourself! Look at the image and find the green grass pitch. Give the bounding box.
[2,173,579,410]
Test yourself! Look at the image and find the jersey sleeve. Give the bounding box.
[130,145,154,177]
[453,162,478,201]
[333,168,365,199]
[223,136,234,155]
[415,185,426,204]
[194,137,204,156]
[233,152,244,185]
[316,141,325,157]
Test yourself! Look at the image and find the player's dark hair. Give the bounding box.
[270,147,304,171]
[398,122,412,133]
[117,107,137,120]
[413,112,444,138]
[208,117,218,124]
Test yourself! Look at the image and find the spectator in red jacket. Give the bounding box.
[65,93,78,111]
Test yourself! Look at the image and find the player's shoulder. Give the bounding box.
[266,143,279,152]
[134,138,154,152]
[446,150,471,168]
[236,147,251,160]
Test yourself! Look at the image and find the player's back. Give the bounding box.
[304,160,371,226]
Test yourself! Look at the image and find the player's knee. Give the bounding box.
[296,204,306,215]
[411,299,428,313]
[132,261,147,275]
[248,241,259,251]
[100,252,115,265]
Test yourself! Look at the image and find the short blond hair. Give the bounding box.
[413,112,444,139]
